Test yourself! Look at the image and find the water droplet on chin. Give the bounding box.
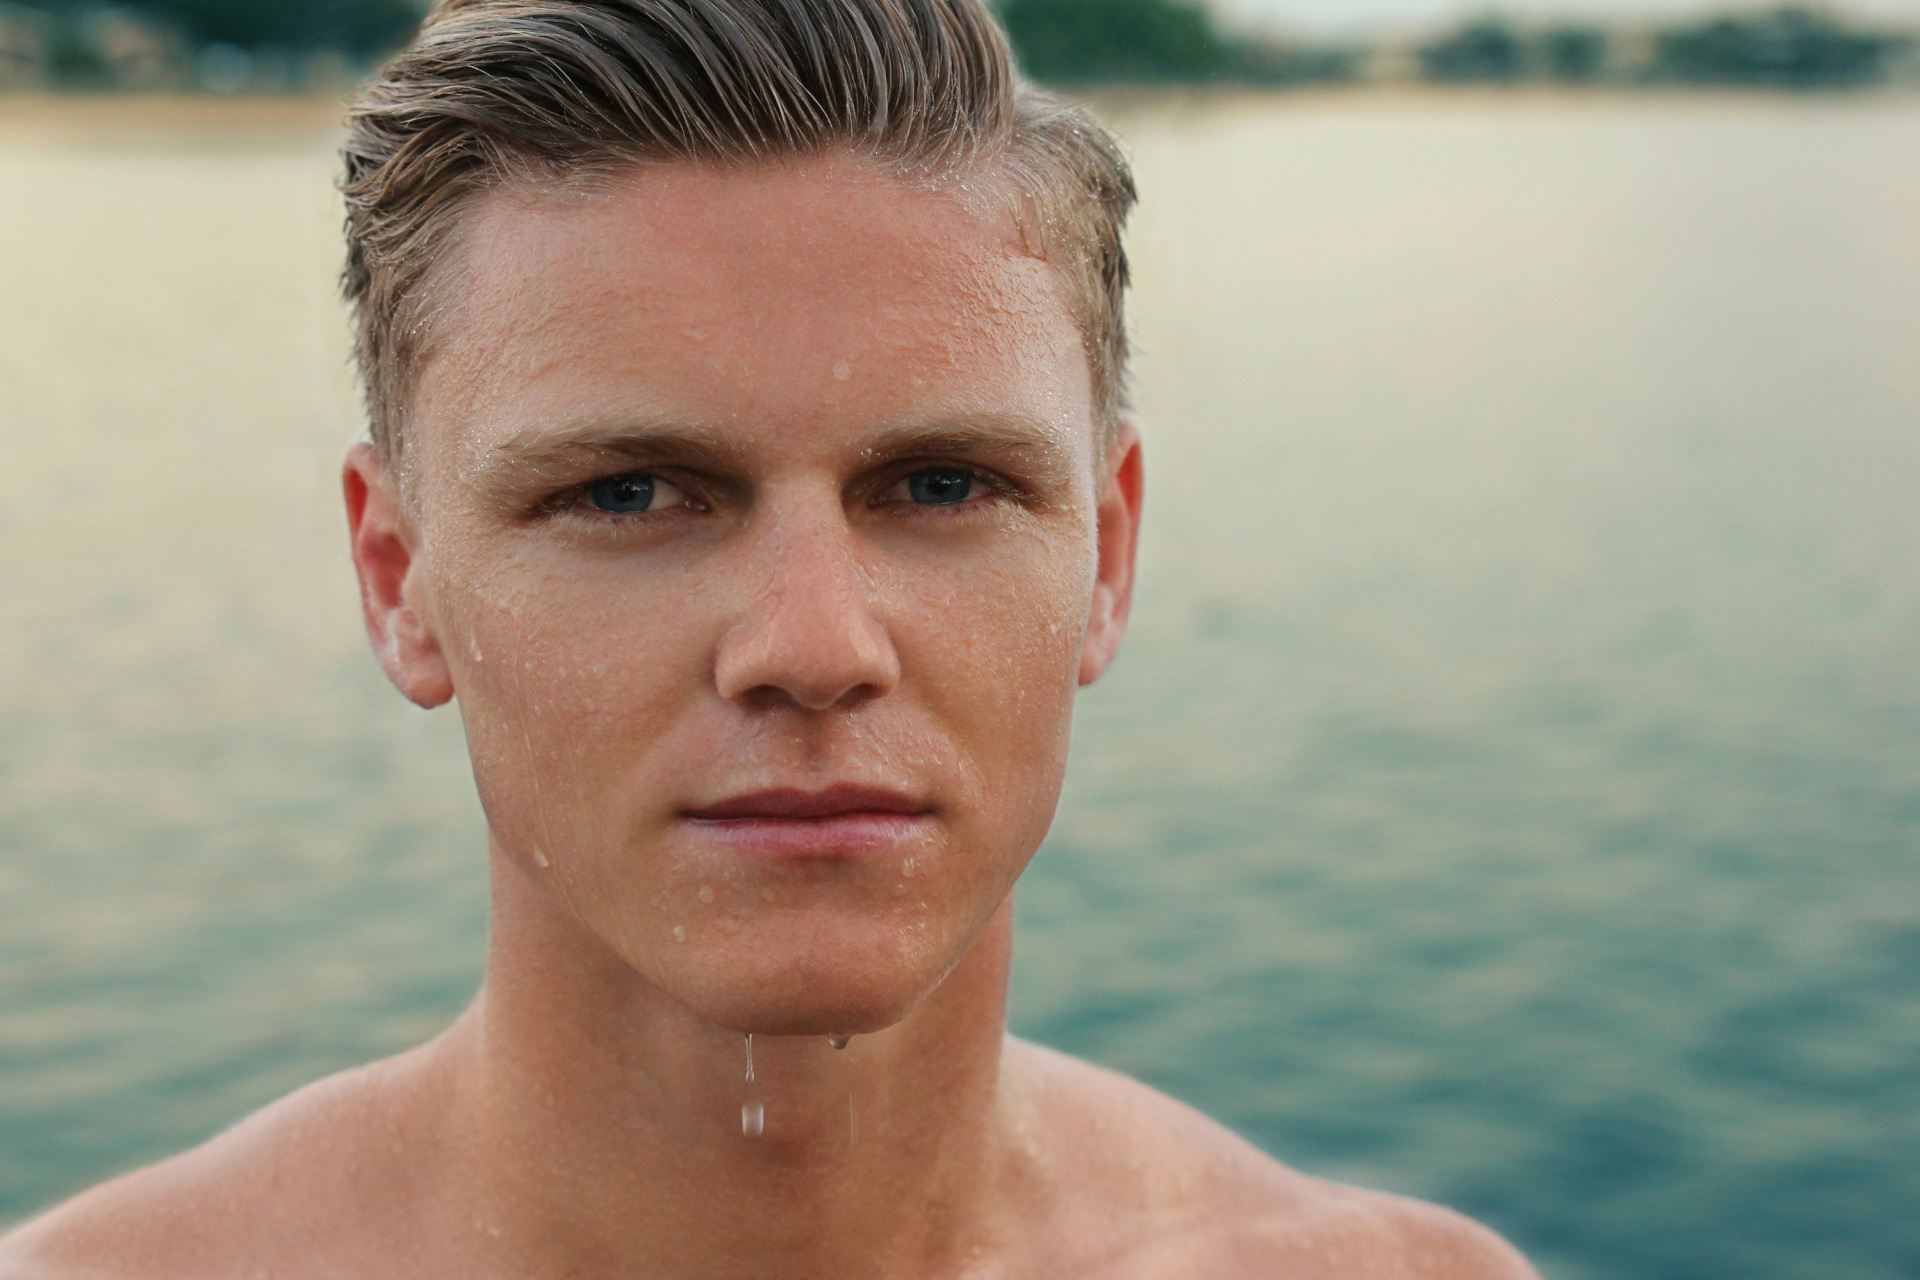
[672,925,687,943]
[828,1034,851,1050]
[745,1033,755,1083]
[696,885,715,905]
[742,1101,764,1137]
[832,359,852,381]
[532,847,550,868]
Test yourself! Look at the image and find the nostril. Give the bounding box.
[732,673,886,714]
[713,620,900,710]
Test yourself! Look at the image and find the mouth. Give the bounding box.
[680,784,935,859]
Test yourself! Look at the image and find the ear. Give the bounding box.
[1079,420,1144,687]
[343,442,455,709]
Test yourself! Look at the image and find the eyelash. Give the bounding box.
[534,473,702,523]
[537,463,1020,524]
[871,463,1019,512]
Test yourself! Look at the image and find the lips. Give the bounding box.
[683,784,930,822]
[681,784,933,859]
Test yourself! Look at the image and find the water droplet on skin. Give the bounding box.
[532,847,550,868]
[672,926,687,943]
[697,885,715,904]
[742,1102,764,1137]
[902,858,917,879]
[828,1034,851,1050]
[832,359,852,381]
[745,1033,755,1083]
[891,883,907,896]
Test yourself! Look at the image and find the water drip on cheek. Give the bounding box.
[697,885,715,905]
[532,847,549,869]
[828,1034,851,1050]
[744,1033,755,1083]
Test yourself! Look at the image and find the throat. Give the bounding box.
[438,868,1022,1277]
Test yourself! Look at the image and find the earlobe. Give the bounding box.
[344,443,455,709]
[1078,423,1144,688]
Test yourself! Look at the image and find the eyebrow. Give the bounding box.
[478,413,1080,497]
[483,422,743,490]
[855,420,1076,473]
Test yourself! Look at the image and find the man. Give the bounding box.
[2,1,1537,1275]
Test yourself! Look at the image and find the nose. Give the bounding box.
[713,505,901,712]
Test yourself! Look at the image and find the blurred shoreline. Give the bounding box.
[0,91,351,142]
[4,80,1918,144]
[1080,79,1920,116]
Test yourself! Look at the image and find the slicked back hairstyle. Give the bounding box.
[340,0,1137,461]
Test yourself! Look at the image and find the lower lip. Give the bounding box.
[681,812,934,859]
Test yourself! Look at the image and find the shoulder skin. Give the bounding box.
[0,1051,440,1280]
[1001,1038,1539,1280]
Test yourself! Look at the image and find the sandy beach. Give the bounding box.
[0,93,352,143]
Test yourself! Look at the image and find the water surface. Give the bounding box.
[2,93,1916,1280]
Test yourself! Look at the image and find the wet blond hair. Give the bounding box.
[340,0,1137,458]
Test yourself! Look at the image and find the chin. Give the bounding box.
[646,904,968,1037]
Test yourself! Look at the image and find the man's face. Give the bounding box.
[351,152,1136,1035]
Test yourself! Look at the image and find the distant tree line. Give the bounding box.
[1419,7,1909,88]
[0,0,1912,92]
[996,0,1354,85]
[17,0,419,54]
[0,0,420,90]
[1001,0,1913,90]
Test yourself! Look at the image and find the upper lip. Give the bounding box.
[683,784,931,822]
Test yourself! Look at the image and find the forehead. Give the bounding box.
[409,152,1093,475]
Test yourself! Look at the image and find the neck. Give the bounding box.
[430,846,1023,1278]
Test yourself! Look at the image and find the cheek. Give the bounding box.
[432,549,715,859]
[885,526,1095,834]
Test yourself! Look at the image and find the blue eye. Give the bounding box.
[906,469,975,505]
[589,472,656,514]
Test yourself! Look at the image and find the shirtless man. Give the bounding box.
[2,1,1538,1275]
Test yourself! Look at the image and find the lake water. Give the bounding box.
[1,92,1916,1280]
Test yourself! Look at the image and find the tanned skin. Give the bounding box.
[1,152,1537,1280]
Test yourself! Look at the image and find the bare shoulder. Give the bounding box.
[1002,1038,1538,1280]
[0,1050,440,1280]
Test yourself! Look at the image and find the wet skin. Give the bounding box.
[385,151,1110,1041]
[0,152,1537,1280]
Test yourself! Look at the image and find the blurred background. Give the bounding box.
[1,2,1916,1278]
